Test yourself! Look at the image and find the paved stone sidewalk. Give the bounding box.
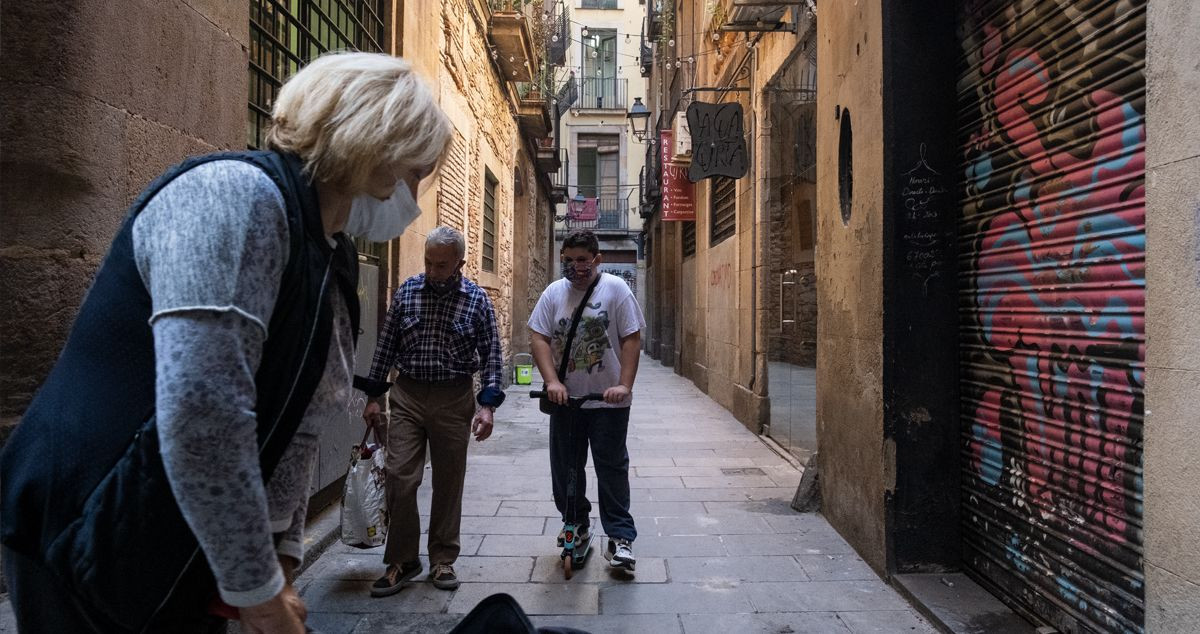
[296,356,937,634]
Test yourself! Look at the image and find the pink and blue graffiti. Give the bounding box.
[959,1,1147,632]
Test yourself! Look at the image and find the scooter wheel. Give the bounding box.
[564,556,574,579]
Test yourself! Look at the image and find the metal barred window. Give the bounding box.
[249,0,388,259]
[710,176,736,246]
[681,221,696,258]
[483,171,498,272]
[249,0,387,149]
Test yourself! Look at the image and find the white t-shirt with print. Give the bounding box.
[528,272,646,409]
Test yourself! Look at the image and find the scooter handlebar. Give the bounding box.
[529,391,606,405]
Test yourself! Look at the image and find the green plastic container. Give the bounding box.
[513,353,534,385]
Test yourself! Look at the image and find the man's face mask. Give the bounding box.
[561,254,597,282]
[343,181,420,242]
[426,266,462,296]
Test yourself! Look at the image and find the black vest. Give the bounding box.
[0,151,360,632]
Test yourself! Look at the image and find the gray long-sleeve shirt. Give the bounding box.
[132,160,354,607]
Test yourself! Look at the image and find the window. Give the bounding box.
[710,176,737,245]
[580,29,624,109]
[249,0,386,149]
[574,134,625,229]
[483,170,498,273]
[249,0,387,259]
[577,134,619,198]
[682,222,696,258]
[582,0,618,7]
[838,108,854,226]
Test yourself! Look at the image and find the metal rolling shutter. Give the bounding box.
[955,0,1146,632]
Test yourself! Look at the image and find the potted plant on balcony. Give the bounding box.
[488,0,537,81]
[517,81,552,139]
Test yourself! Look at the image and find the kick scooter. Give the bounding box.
[530,389,605,579]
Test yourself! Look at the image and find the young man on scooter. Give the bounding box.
[528,230,645,571]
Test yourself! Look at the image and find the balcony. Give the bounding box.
[557,196,630,238]
[538,144,564,173]
[548,149,569,203]
[648,0,663,37]
[638,164,660,217]
[516,87,552,139]
[547,2,568,65]
[574,78,628,111]
[488,9,536,81]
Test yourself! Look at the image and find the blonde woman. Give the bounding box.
[0,52,450,633]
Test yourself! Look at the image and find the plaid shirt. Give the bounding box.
[359,274,505,408]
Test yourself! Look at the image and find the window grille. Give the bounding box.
[682,221,696,258]
[710,176,736,246]
[483,171,498,272]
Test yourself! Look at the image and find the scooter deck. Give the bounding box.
[561,533,593,567]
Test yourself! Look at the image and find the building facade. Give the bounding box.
[640,0,819,460]
[552,0,649,303]
[641,0,1198,631]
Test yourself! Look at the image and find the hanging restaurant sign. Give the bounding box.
[660,130,695,222]
[686,101,748,182]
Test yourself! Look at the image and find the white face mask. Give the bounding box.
[344,181,421,242]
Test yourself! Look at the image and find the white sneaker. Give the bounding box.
[607,538,636,570]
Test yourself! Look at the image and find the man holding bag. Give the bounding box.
[528,230,645,571]
[357,226,505,597]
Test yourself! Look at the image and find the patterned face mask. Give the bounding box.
[561,255,597,282]
[426,270,461,296]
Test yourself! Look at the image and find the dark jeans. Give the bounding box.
[3,546,228,633]
[549,406,636,542]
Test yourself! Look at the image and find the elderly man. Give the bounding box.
[357,226,505,596]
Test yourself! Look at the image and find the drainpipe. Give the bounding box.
[749,42,762,403]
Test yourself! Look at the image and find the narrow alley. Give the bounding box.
[293,358,934,633]
[3,0,1196,631]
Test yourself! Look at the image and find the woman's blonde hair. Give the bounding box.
[265,52,452,193]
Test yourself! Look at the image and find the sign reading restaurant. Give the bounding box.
[660,130,696,221]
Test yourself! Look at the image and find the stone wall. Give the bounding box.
[815,0,889,574]
[433,0,526,369]
[1144,0,1200,629]
[0,0,248,436]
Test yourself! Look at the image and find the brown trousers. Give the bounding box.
[383,375,476,567]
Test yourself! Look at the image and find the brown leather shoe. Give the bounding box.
[370,560,422,597]
[430,563,459,590]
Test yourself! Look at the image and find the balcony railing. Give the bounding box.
[550,148,569,188]
[648,0,662,37]
[574,78,628,110]
[558,197,630,237]
[547,1,568,65]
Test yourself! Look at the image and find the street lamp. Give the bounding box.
[627,97,651,141]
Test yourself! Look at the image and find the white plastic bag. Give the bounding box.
[340,425,388,549]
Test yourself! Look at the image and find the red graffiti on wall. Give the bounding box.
[959,2,1146,630]
[709,263,731,287]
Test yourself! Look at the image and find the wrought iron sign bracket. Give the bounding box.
[719,21,797,34]
[682,87,751,96]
